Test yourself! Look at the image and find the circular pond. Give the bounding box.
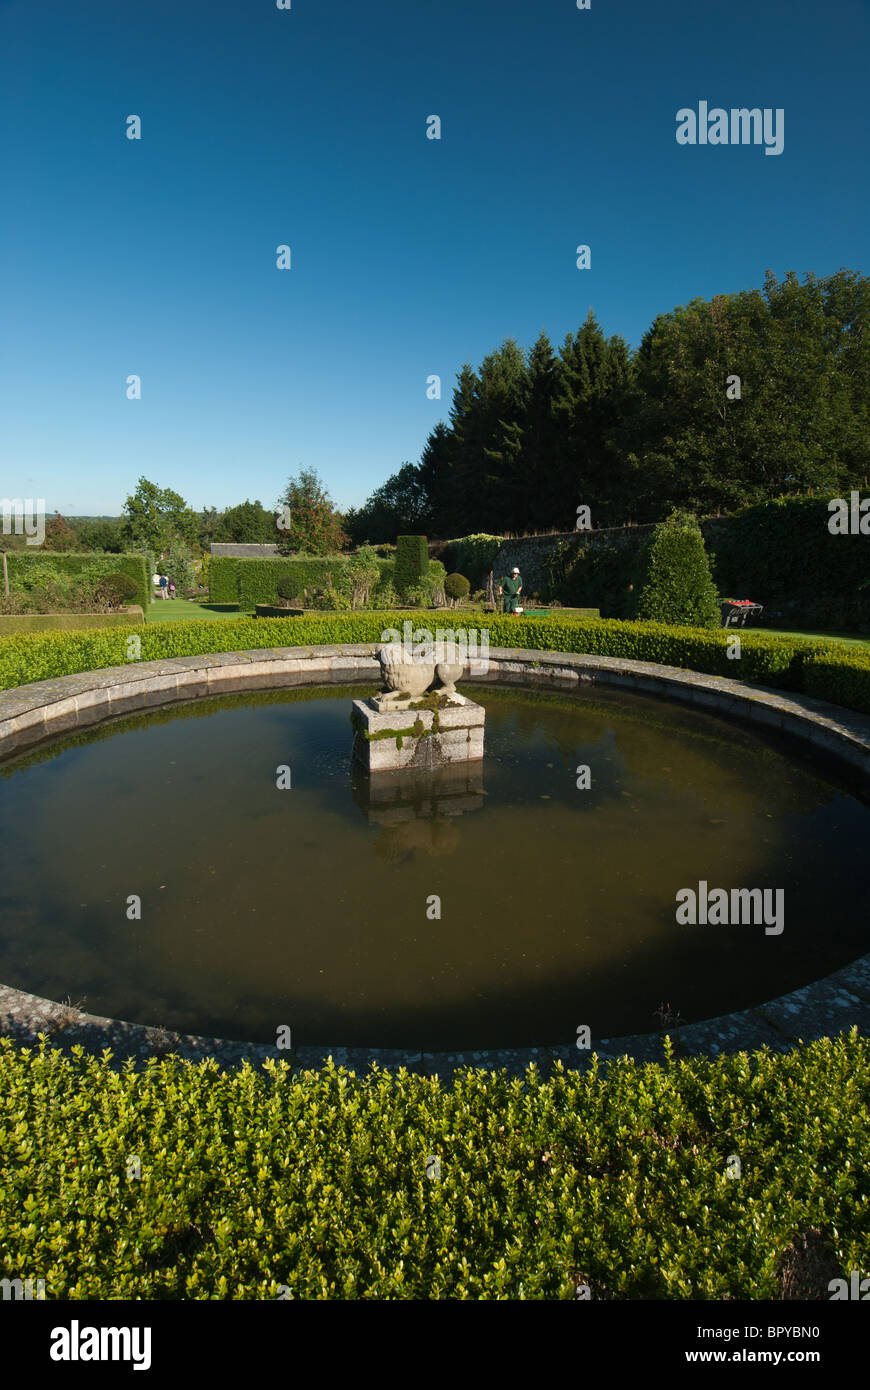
[1,681,868,1051]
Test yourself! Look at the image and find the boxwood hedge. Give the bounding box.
[0,611,866,713]
[4,550,150,613]
[208,556,395,608]
[0,1034,867,1299]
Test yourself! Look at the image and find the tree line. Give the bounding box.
[345,268,870,542]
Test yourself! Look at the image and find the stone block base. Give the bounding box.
[352,694,485,771]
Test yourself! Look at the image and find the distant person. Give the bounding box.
[498,566,523,614]
[159,573,168,600]
[169,579,176,599]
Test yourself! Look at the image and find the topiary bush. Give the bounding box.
[635,510,720,628]
[276,575,302,606]
[97,572,139,607]
[394,535,429,596]
[445,573,471,605]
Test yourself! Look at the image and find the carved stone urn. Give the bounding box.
[435,659,464,696]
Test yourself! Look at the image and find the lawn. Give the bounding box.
[760,627,870,648]
[145,600,870,649]
[145,598,246,623]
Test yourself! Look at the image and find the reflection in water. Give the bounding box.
[0,681,867,1050]
[352,762,484,862]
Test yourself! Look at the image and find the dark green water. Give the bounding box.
[0,682,867,1050]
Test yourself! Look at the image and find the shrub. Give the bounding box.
[97,572,139,606]
[276,576,301,605]
[441,534,503,587]
[4,551,150,613]
[394,535,429,596]
[207,556,394,609]
[374,579,398,609]
[164,541,196,592]
[802,645,870,716]
[547,536,649,617]
[0,1033,868,1299]
[402,582,431,608]
[426,558,447,607]
[1,611,868,714]
[445,573,471,605]
[314,586,352,611]
[636,511,720,628]
[344,546,382,609]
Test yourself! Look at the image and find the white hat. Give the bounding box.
[511,566,520,572]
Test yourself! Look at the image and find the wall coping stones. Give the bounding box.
[1,643,868,1077]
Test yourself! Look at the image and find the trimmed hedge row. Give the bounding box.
[708,494,870,631]
[0,609,865,719]
[207,555,240,603]
[1,1034,868,1299]
[4,551,150,613]
[803,645,870,715]
[0,612,867,712]
[208,556,394,608]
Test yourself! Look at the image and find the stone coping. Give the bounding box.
[1,643,869,1078]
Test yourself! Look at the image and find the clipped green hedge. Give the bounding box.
[5,551,150,613]
[441,533,503,587]
[0,611,865,712]
[208,557,394,609]
[803,645,870,716]
[207,556,239,604]
[394,535,429,594]
[1,1034,868,1299]
[708,493,870,631]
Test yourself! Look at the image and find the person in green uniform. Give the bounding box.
[498,566,523,614]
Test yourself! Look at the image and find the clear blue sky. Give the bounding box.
[1,0,867,517]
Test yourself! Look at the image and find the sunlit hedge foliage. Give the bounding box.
[1,1035,867,1299]
[0,612,866,712]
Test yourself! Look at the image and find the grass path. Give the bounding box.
[145,598,245,623]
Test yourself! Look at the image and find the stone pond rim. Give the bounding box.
[0,642,868,1075]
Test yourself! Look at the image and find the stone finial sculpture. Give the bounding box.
[353,643,484,770]
[378,644,435,704]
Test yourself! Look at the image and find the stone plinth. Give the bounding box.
[351,693,485,771]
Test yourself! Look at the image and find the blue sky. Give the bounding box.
[1,0,867,517]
